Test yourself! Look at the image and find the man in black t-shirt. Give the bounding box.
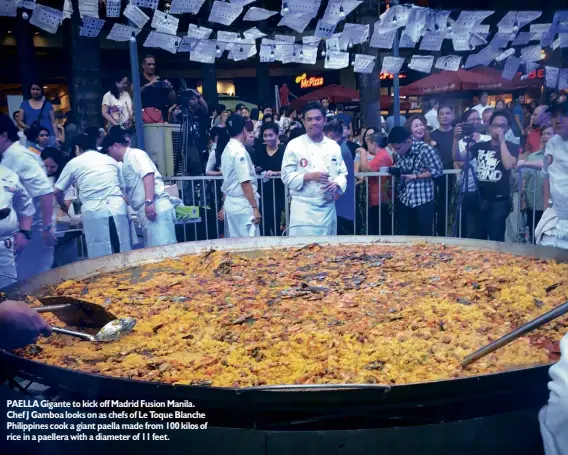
[464,111,519,241]
[140,54,176,123]
[430,102,456,236]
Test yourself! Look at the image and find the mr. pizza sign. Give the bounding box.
[296,73,324,89]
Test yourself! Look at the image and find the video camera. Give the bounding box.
[453,118,485,139]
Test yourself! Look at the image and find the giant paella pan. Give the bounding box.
[1,236,568,429]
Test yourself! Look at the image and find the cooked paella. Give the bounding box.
[15,243,568,387]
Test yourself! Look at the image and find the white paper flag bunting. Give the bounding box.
[435,55,461,72]
[17,0,36,10]
[259,46,275,63]
[315,20,337,39]
[131,0,158,10]
[170,0,206,15]
[497,11,517,29]
[426,10,451,33]
[63,0,72,19]
[303,36,321,46]
[370,27,396,49]
[420,32,444,51]
[78,0,98,18]
[229,0,255,5]
[381,56,405,74]
[464,54,479,69]
[545,66,559,89]
[187,24,212,40]
[456,11,494,30]
[341,23,370,45]
[558,68,568,90]
[177,37,199,52]
[496,48,515,62]
[283,0,321,18]
[243,7,277,21]
[323,0,362,25]
[190,40,216,63]
[297,45,317,65]
[30,4,63,34]
[208,1,242,26]
[324,51,349,69]
[275,34,295,43]
[278,13,312,33]
[405,6,428,43]
[408,55,434,73]
[144,31,180,54]
[376,7,397,32]
[522,62,539,77]
[450,33,472,52]
[325,36,340,52]
[512,32,531,46]
[80,16,104,37]
[399,29,418,48]
[559,33,568,48]
[490,32,514,49]
[230,42,255,61]
[106,0,121,18]
[353,54,375,74]
[501,55,520,80]
[529,23,551,41]
[475,45,499,66]
[520,45,542,62]
[0,0,17,17]
[243,27,266,40]
[151,10,179,34]
[216,31,239,52]
[394,4,411,28]
[124,3,149,28]
[107,23,140,41]
[469,32,488,48]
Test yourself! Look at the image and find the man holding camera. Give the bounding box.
[140,54,177,124]
[456,111,519,241]
[387,126,443,236]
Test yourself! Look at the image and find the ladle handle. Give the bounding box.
[51,327,95,341]
[462,300,568,367]
[36,304,73,313]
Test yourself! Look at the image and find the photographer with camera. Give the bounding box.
[140,54,176,124]
[387,126,443,236]
[456,111,519,242]
[451,109,490,238]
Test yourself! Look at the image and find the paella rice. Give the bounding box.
[15,243,568,387]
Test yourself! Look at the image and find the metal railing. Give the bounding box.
[164,168,545,244]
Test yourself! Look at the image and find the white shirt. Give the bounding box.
[472,103,492,115]
[220,138,258,199]
[121,147,167,211]
[102,91,133,127]
[0,165,35,240]
[458,134,491,193]
[55,150,124,204]
[1,142,53,230]
[281,134,348,202]
[205,150,217,174]
[544,135,568,220]
[425,109,440,130]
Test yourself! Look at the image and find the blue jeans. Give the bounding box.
[472,199,510,242]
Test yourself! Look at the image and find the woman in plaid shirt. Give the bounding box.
[387,126,443,236]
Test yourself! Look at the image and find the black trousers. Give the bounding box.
[434,175,453,237]
[337,217,355,235]
[395,200,435,236]
[109,216,120,254]
[368,204,392,235]
[471,200,510,242]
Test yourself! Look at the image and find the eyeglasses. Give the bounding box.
[38,133,49,137]
[491,123,509,129]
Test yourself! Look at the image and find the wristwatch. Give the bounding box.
[144,199,154,206]
[42,223,54,232]
[19,229,32,240]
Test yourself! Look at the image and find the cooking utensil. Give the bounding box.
[35,296,117,328]
[51,317,136,342]
[462,300,568,367]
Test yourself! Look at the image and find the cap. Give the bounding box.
[227,114,247,137]
[551,94,568,116]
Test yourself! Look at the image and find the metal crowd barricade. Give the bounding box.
[163,168,545,244]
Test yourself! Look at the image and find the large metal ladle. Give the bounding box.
[51,317,137,342]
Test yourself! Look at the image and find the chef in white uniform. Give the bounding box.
[535,97,568,250]
[102,131,176,248]
[0,166,35,289]
[54,133,132,259]
[220,115,261,238]
[0,115,56,280]
[281,101,347,236]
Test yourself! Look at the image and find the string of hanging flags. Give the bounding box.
[1,0,567,89]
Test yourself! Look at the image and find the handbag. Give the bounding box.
[27,100,47,131]
[142,107,163,124]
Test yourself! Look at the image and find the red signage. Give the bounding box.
[296,73,324,89]
[379,72,407,80]
[515,69,544,79]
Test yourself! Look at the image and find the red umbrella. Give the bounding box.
[290,85,411,111]
[400,69,500,96]
[469,67,543,90]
